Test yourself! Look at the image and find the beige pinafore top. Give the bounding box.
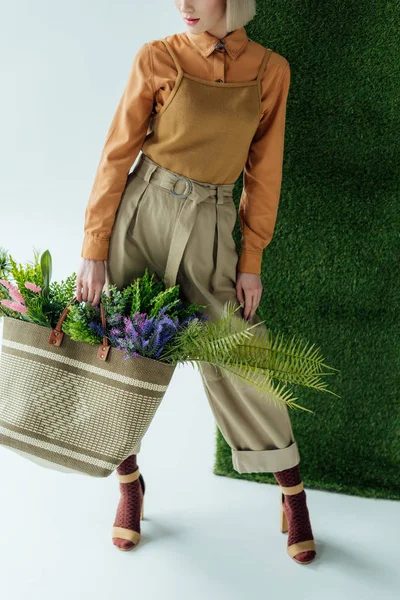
[141,38,272,185]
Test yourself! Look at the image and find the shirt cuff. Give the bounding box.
[81,234,109,261]
[237,251,262,275]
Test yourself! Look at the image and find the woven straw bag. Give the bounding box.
[0,296,176,477]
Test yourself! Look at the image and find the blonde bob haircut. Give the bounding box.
[226,0,256,32]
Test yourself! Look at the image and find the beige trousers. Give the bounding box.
[105,151,300,473]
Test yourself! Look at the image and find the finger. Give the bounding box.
[87,284,97,306]
[240,288,247,318]
[76,280,82,302]
[243,292,254,320]
[92,289,102,307]
[250,291,262,319]
[80,282,88,303]
[236,282,244,304]
[250,295,256,320]
[250,302,258,320]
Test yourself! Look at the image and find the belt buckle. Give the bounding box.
[169,174,193,199]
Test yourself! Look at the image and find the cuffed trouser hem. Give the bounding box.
[231,440,300,474]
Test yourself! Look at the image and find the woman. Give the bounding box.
[76,0,316,564]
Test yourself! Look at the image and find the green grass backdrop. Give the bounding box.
[214,0,400,499]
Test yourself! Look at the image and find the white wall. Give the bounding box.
[0,0,183,281]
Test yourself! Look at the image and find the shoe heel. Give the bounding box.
[280,492,288,533]
[139,472,145,520]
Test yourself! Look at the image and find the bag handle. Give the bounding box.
[48,295,111,361]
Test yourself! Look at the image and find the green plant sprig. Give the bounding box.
[158,300,340,413]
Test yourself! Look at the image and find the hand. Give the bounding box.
[236,271,263,321]
[76,259,106,307]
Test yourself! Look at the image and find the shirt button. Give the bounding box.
[216,78,223,82]
[215,41,226,50]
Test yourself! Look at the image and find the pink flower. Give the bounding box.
[0,279,13,291]
[25,281,42,294]
[0,279,25,304]
[8,288,25,304]
[0,299,28,314]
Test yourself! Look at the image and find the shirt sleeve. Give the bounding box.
[237,60,291,275]
[81,42,155,260]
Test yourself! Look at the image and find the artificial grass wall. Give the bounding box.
[214,1,400,499]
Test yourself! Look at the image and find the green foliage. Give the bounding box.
[22,292,50,327]
[99,267,207,324]
[99,284,126,319]
[40,249,52,297]
[0,246,12,278]
[146,268,207,320]
[0,248,77,328]
[61,301,103,345]
[159,300,340,413]
[0,248,47,323]
[45,273,77,328]
[0,253,339,414]
[49,273,77,306]
[0,302,15,319]
[131,268,164,314]
[8,248,43,305]
[60,267,208,345]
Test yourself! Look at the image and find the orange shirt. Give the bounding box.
[81,26,291,275]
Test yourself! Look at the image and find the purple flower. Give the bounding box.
[88,302,206,360]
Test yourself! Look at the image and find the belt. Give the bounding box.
[133,153,235,291]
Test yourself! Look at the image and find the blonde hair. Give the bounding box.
[226,0,256,32]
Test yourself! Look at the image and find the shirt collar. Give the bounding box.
[183,26,249,60]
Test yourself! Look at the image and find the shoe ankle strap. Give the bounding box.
[116,468,140,483]
[280,481,304,495]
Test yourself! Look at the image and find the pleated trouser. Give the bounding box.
[104,151,300,473]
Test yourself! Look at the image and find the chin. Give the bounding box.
[188,24,205,32]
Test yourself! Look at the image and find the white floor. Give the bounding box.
[0,362,399,600]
